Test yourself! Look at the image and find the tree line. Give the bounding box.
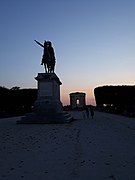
[94,85,135,117]
[0,86,37,118]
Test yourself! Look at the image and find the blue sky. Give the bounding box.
[0,0,135,105]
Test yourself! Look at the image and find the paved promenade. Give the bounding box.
[0,111,135,180]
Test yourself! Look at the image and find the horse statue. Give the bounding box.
[34,40,56,73]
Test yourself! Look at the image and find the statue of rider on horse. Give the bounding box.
[34,40,56,73]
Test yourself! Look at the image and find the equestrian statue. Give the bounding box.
[34,40,56,73]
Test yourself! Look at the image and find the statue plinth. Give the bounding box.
[35,73,62,101]
[17,73,72,124]
[34,73,63,115]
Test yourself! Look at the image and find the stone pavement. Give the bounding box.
[0,111,135,180]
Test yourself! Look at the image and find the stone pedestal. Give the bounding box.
[17,73,72,124]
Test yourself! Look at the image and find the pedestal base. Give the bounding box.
[17,111,72,124]
[17,73,73,124]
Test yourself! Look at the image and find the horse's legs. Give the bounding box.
[44,63,47,73]
[49,66,51,73]
[51,65,54,73]
[47,64,51,73]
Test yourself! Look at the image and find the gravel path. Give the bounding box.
[0,111,135,180]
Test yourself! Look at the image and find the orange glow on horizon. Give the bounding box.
[60,87,96,106]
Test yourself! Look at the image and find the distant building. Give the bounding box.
[69,92,86,109]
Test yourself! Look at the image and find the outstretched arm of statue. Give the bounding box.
[34,40,44,48]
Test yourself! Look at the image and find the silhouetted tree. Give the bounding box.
[0,86,37,117]
[10,86,20,90]
[94,85,135,116]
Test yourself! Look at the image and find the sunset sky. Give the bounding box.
[0,0,135,105]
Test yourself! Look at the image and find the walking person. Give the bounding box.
[85,106,90,119]
[90,105,94,119]
[82,110,86,119]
